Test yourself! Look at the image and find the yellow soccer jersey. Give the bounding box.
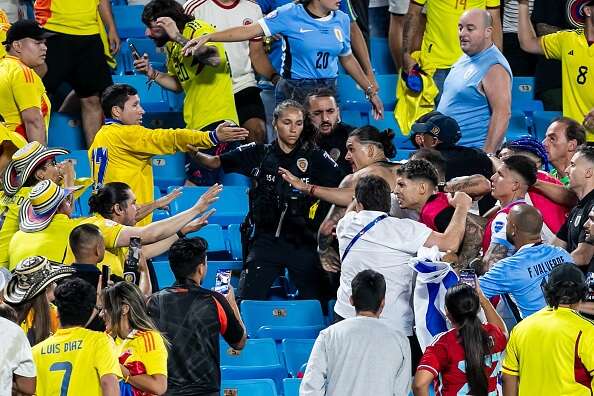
[415,0,500,69]
[88,123,214,225]
[541,29,594,141]
[33,327,122,396]
[8,214,82,269]
[117,330,168,377]
[166,19,238,130]
[0,55,51,141]
[63,214,126,276]
[0,187,31,269]
[502,306,594,395]
[34,0,100,35]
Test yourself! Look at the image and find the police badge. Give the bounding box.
[297,158,308,172]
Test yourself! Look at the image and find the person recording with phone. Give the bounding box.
[412,283,507,396]
[479,205,574,320]
[147,237,245,396]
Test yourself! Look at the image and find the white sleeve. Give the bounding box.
[300,333,328,396]
[13,328,36,378]
[393,336,412,396]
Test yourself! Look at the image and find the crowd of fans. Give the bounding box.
[0,0,594,394]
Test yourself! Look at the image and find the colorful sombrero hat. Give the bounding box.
[3,256,74,305]
[19,180,81,233]
[3,141,68,196]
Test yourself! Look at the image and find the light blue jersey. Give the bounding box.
[437,45,512,149]
[258,2,352,79]
[257,0,355,73]
[479,243,574,318]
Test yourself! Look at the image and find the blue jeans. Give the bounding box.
[275,77,338,106]
[433,68,451,107]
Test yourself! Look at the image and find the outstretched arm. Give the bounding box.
[517,0,545,55]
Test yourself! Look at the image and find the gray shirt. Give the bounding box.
[300,316,411,396]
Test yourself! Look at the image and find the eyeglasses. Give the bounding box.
[42,159,57,169]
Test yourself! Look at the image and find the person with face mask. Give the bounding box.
[479,204,574,319]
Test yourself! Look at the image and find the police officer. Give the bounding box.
[188,100,343,300]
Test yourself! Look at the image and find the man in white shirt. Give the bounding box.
[0,316,36,396]
[334,175,471,338]
[183,0,271,143]
[301,269,411,396]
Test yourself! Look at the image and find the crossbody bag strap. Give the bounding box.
[341,214,388,262]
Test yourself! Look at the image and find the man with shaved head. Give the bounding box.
[437,8,512,153]
[479,204,574,319]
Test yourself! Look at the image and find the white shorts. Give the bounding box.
[389,0,409,15]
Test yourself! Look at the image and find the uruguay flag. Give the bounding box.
[410,260,459,351]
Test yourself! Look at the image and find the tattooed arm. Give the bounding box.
[480,243,510,274]
[402,2,424,73]
[457,214,487,267]
[444,175,492,199]
[316,175,356,272]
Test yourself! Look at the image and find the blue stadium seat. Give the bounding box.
[282,339,315,378]
[240,300,326,340]
[113,6,145,39]
[222,173,251,188]
[57,150,91,178]
[506,111,531,141]
[48,113,86,151]
[168,186,249,226]
[283,378,301,396]
[395,148,414,162]
[227,224,243,261]
[202,260,243,290]
[327,299,336,325]
[152,186,169,221]
[112,47,129,76]
[532,110,562,141]
[340,110,365,127]
[186,224,231,260]
[71,187,92,218]
[375,74,398,111]
[152,153,186,191]
[368,111,415,152]
[153,260,174,290]
[112,75,170,113]
[370,37,397,75]
[220,379,278,396]
[220,338,287,387]
[337,75,369,112]
[511,77,535,104]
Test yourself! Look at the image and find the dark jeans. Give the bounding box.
[275,78,337,106]
[238,233,327,301]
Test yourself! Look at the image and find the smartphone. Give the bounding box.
[585,272,594,302]
[101,265,110,289]
[459,269,477,288]
[129,42,141,60]
[214,269,231,294]
[124,237,141,284]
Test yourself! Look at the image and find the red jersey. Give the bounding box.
[417,323,507,396]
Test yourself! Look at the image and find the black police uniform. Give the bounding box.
[316,122,354,176]
[556,188,594,273]
[220,140,343,300]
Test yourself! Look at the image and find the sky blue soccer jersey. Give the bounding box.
[479,243,574,318]
[257,0,355,74]
[257,2,352,79]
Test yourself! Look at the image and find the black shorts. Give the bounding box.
[43,32,113,98]
[234,86,266,125]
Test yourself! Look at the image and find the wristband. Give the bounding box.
[177,230,186,239]
[308,184,318,196]
[209,130,220,145]
[270,72,281,85]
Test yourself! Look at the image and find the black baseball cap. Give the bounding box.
[547,264,586,288]
[3,20,54,45]
[410,111,462,148]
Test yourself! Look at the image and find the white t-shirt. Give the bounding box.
[0,317,36,396]
[335,210,432,336]
[184,0,263,93]
[301,316,411,396]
